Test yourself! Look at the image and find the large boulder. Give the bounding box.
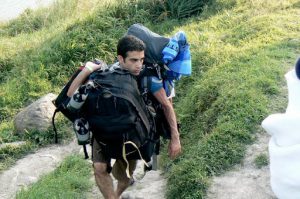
[14,93,57,135]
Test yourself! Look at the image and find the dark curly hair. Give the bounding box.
[117,35,145,58]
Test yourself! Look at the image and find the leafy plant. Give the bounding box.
[140,0,214,20]
[254,153,269,168]
[0,142,35,171]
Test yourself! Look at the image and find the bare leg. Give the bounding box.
[116,178,131,198]
[94,162,117,199]
[112,159,137,198]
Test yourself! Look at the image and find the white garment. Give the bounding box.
[261,69,300,198]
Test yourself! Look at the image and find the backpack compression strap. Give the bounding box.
[52,105,89,159]
[122,141,149,178]
[52,108,60,144]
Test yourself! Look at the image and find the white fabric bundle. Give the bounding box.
[261,69,300,198]
[262,113,300,146]
[268,138,300,198]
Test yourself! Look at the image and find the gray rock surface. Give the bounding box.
[0,141,26,150]
[14,93,57,134]
[0,140,81,199]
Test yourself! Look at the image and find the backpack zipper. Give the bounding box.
[96,95,100,109]
[114,96,117,109]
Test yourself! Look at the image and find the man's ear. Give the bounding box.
[117,55,124,64]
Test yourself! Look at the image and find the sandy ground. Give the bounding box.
[206,128,276,199]
[87,163,166,199]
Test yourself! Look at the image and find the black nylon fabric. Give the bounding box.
[88,68,151,133]
[126,23,169,65]
[83,68,155,160]
[53,68,83,122]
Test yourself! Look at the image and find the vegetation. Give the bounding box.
[0,0,299,198]
[16,155,92,199]
[254,153,269,169]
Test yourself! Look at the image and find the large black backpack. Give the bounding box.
[83,68,158,162]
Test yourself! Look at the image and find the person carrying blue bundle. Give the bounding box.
[61,24,191,199]
[126,24,191,100]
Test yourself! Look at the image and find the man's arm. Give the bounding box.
[153,88,181,159]
[67,62,103,97]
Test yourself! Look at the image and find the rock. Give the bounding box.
[0,140,81,199]
[13,93,57,135]
[0,141,27,150]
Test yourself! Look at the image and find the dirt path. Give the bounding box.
[0,130,275,199]
[87,164,166,199]
[88,127,276,199]
[206,128,276,199]
[85,145,167,199]
[0,141,166,199]
[0,140,81,199]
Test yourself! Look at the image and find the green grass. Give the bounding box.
[254,153,269,169]
[0,0,113,171]
[0,141,36,172]
[0,119,73,172]
[164,0,300,198]
[1,0,300,198]
[16,155,92,199]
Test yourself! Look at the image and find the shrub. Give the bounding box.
[254,153,269,168]
[133,0,214,21]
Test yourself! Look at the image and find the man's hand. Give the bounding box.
[168,137,181,159]
[67,60,105,97]
[84,61,104,73]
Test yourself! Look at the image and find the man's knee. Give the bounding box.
[94,162,108,177]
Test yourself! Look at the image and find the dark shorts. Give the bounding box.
[92,138,137,181]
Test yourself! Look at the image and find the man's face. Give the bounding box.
[118,51,144,76]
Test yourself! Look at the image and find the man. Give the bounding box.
[67,35,181,199]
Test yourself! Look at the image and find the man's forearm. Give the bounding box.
[162,102,180,140]
[153,88,180,141]
[162,100,181,159]
[67,68,92,97]
[67,61,105,97]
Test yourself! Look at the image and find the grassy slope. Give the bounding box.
[165,0,300,198]
[0,0,107,171]
[0,0,300,198]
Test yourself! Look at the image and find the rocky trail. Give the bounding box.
[0,140,167,199]
[0,130,275,199]
[0,140,80,199]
